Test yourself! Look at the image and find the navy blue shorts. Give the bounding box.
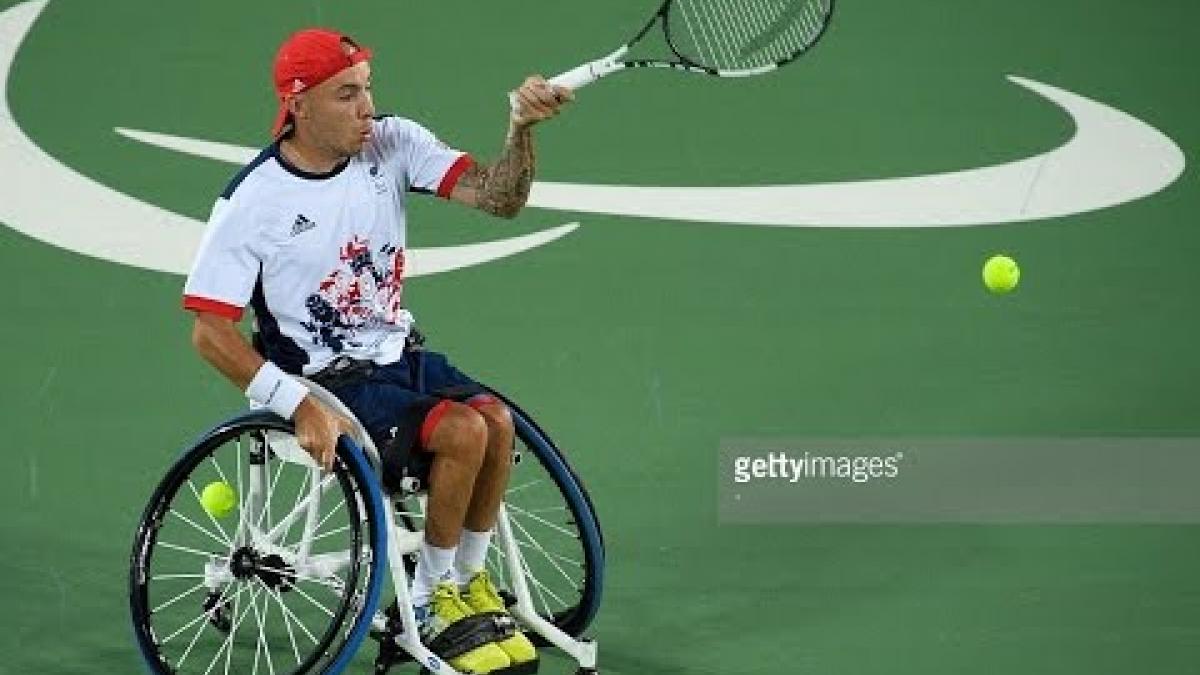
[326,349,496,491]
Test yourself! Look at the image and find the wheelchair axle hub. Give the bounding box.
[229,547,296,592]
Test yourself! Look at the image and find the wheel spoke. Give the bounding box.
[507,503,578,539]
[175,582,242,669]
[491,542,560,616]
[517,505,569,515]
[301,523,351,548]
[169,507,233,550]
[152,580,207,615]
[509,512,579,593]
[264,583,305,665]
[516,538,583,568]
[175,598,215,669]
[287,577,338,619]
[160,583,247,646]
[504,479,542,496]
[309,499,346,543]
[152,573,209,581]
[266,474,337,543]
[282,467,312,548]
[249,580,276,675]
[254,563,346,591]
[158,541,230,562]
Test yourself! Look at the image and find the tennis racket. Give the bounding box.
[511,0,835,108]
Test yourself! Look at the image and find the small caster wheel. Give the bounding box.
[202,590,231,633]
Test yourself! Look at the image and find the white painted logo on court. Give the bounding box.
[0,0,1187,278]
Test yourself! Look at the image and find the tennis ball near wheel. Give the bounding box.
[982,254,1020,294]
[200,481,238,519]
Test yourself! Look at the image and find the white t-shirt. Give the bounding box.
[183,115,473,375]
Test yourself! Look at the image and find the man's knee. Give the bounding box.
[421,401,487,462]
[467,395,513,439]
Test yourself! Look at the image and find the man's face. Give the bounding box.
[294,60,374,157]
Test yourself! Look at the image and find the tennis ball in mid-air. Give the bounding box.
[982,254,1020,294]
[200,481,238,519]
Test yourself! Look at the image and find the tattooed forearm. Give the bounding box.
[456,124,535,218]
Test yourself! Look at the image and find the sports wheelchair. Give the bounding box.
[129,375,603,674]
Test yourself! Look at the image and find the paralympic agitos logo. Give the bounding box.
[0,0,1187,278]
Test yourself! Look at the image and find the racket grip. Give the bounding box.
[548,61,607,91]
[508,67,594,114]
[507,46,628,112]
[549,45,628,91]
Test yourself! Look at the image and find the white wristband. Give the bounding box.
[245,361,308,420]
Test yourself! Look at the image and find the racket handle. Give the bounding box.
[549,45,628,91]
[508,46,628,113]
[548,61,609,91]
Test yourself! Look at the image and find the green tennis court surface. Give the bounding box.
[1,0,1197,672]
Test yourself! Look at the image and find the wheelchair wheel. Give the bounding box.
[394,389,604,642]
[130,411,388,674]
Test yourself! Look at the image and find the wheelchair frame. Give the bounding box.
[130,379,602,675]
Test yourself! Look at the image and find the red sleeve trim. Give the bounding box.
[183,295,245,321]
[436,154,474,199]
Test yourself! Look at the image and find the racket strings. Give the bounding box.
[669,0,832,71]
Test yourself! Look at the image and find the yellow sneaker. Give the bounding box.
[418,582,512,674]
[461,570,539,671]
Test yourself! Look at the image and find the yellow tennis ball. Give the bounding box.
[200,481,238,519]
[982,254,1020,294]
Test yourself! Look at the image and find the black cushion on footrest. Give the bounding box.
[473,611,519,640]
[425,614,509,661]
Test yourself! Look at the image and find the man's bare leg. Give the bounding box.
[422,402,488,547]
[410,402,487,609]
[414,403,513,675]
[464,400,515,533]
[452,399,538,666]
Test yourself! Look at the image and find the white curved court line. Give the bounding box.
[0,0,579,276]
[118,75,1187,228]
[528,76,1186,227]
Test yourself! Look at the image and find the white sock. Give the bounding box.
[453,529,494,587]
[411,541,457,611]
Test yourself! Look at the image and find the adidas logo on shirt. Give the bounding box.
[291,214,316,236]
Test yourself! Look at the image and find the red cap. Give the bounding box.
[271,29,372,137]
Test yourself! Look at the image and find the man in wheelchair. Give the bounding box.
[181,28,571,675]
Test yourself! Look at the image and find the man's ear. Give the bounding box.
[289,94,305,120]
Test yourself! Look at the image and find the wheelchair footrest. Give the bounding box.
[374,600,540,675]
[417,661,539,675]
[426,614,509,660]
